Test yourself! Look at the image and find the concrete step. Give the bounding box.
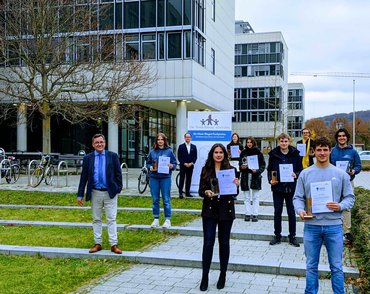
[0,244,358,279]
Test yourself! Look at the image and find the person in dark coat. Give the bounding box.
[267,133,303,247]
[226,132,243,175]
[198,143,239,291]
[177,132,197,198]
[239,136,266,222]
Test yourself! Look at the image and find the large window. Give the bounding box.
[125,34,139,60]
[141,0,156,28]
[124,1,139,29]
[167,0,182,26]
[167,32,181,59]
[141,34,156,60]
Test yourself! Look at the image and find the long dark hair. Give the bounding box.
[153,132,169,149]
[200,143,230,180]
[245,136,257,149]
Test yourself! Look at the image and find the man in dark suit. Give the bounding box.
[77,134,123,254]
[177,133,197,198]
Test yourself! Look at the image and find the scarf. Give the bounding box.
[302,138,310,168]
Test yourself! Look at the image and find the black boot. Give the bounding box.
[216,272,226,289]
[200,274,208,291]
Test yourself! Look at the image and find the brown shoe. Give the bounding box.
[111,245,122,254]
[89,244,102,253]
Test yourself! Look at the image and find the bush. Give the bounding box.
[351,187,370,292]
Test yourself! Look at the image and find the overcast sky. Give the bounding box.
[235,0,370,120]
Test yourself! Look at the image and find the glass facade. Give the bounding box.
[233,87,282,123]
[234,42,284,78]
[287,88,304,138]
[0,0,206,66]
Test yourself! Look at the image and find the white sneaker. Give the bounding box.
[162,219,171,229]
[151,219,160,228]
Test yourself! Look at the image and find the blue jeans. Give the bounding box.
[304,224,344,294]
[202,217,233,274]
[150,177,172,219]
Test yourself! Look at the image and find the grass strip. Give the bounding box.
[0,225,173,251]
[0,255,129,294]
[0,208,199,226]
[0,190,203,209]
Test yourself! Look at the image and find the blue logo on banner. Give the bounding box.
[188,130,232,141]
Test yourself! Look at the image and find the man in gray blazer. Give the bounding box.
[77,134,123,254]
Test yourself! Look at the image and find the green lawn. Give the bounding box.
[0,255,129,294]
[0,189,202,293]
[0,190,203,209]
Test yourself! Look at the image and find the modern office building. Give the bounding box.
[0,0,235,167]
[287,83,305,141]
[233,20,289,150]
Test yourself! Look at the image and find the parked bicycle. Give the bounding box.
[30,154,55,187]
[0,151,21,184]
[137,150,150,194]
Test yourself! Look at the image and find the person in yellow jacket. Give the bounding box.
[296,128,315,168]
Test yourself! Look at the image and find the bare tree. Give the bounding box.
[0,0,156,152]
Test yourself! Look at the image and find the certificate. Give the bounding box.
[296,143,306,156]
[247,155,259,170]
[336,161,349,172]
[230,145,240,158]
[310,181,333,213]
[157,156,170,174]
[279,164,294,182]
[216,169,237,195]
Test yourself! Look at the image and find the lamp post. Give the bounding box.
[352,80,355,147]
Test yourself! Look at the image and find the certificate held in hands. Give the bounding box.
[216,169,237,195]
[310,181,333,213]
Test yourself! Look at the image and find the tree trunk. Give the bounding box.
[42,102,51,154]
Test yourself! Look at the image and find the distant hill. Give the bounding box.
[316,110,370,125]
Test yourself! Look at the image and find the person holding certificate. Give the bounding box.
[239,136,266,222]
[329,128,361,244]
[147,133,177,229]
[296,127,315,169]
[226,132,243,175]
[267,133,302,247]
[293,137,354,294]
[198,143,239,291]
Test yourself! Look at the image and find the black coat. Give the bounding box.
[267,146,303,194]
[198,166,237,221]
[177,142,197,170]
[239,147,266,191]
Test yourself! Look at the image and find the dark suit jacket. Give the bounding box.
[177,143,197,170]
[77,151,122,201]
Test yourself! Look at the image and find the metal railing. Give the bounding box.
[121,162,128,189]
[57,161,69,187]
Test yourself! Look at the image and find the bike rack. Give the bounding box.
[57,161,69,187]
[0,158,10,185]
[121,162,128,189]
[27,160,39,186]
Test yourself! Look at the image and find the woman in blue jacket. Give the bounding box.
[147,133,177,229]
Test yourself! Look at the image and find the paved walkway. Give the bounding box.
[1,169,368,293]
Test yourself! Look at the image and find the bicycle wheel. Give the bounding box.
[6,164,20,184]
[30,167,44,187]
[45,165,54,185]
[138,170,148,194]
[176,172,180,189]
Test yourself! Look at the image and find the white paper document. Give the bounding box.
[336,161,349,172]
[229,160,240,172]
[296,143,306,156]
[216,169,237,195]
[247,155,259,170]
[230,145,240,158]
[310,181,333,213]
[157,156,170,174]
[279,164,294,182]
